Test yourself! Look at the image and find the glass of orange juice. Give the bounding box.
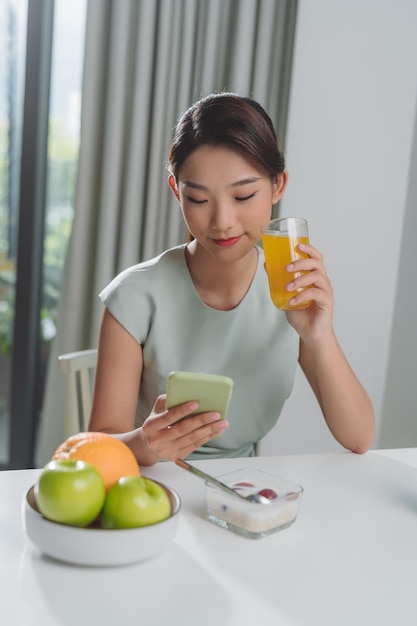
[262,217,311,310]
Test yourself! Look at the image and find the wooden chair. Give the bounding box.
[58,349,97,436]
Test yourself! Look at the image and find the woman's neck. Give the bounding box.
[184,242,258,311]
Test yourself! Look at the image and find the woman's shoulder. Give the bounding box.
[123,243,186,276]
[100,244,187,296]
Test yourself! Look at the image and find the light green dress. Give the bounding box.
[99,244,299,459]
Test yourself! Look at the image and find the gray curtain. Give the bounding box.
[36,0,298,465]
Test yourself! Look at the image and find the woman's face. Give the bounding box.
[169,145,287,263]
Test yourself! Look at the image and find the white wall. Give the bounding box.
[259,0,417,455]
[379,103,417,447]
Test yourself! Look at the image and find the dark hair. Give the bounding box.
[167,92,285,182]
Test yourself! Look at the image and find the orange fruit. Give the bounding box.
[52,432,140,491]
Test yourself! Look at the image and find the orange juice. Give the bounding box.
[262,232,311,310]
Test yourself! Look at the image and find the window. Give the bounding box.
[0,0,28,465]
[0,0,86,468]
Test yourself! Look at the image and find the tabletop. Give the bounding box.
[1,449,417,626]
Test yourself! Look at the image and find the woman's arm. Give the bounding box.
[299,334,375,453]
[285,243,375,453]
[89,309,228,465]
[89,309,143,434]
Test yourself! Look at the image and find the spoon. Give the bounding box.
[175,458,271,504]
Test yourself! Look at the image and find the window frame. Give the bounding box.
[3,0,54,469]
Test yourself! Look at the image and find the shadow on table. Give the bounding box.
[18,541,232,626]
[171,453,417,626]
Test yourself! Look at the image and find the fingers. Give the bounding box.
[156,397,201,428]
[163,414,229,459]
[285,243,333,308]
[287,244,329,288]
[145,417,229,461]
[287,269,332,298]
[298,242,322,259]
[287,243,324,274]
[142,397,229,461]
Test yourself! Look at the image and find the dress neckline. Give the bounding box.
[179,244,261,313]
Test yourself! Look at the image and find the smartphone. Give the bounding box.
[166,371,233,421]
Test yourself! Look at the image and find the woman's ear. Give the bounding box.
[168,174,180,202]
[272,169,289,204]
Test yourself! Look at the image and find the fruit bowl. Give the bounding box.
[23,480,181,567]
[206,468,303,539]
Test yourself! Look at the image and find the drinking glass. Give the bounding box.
[262,217,311,310]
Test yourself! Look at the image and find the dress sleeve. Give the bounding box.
[99,265,155,345]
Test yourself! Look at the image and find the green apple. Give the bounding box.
[101,476,171,529]
[35,459,106,527]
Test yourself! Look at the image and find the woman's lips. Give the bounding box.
[212,235,243,247]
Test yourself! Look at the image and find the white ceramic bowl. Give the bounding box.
[23,481,181,567]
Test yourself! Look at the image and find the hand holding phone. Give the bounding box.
[166,371,233,421]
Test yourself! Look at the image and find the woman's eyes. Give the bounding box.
[236,192,256,202]
[187,197,207,204]
[186,192,256,204]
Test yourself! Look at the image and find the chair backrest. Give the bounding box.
[58,349,98,436]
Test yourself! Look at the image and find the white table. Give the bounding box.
[1,449,417,626]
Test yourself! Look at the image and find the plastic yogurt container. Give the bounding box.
[206,468,303,539]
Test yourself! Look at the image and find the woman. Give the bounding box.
[89,93,374,464]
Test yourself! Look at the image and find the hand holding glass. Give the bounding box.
[262,217,311,310]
